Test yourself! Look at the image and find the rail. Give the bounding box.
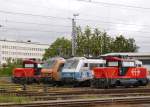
[1,96,150,107]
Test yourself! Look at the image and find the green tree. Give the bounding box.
[101,32,114,54]
[43,27,138,59]
[43,37,71,60]
[112,35,138,52]
[127,38,138,52]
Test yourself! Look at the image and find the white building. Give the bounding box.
[0,40,49,64]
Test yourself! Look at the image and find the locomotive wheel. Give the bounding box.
[133,81,139,88]
[54,81,63,87]
[12,77,18,84]
[143,79,149,86]
[95,79,101,88]
[91,79,112,89]
[40,78,50,84]
[110,84,116,88]
[81,80,91,87]
[11,77,16,83]
[90,79,96,88]
[124,85,130,88]
[100,79,110,89]
[138,79,149,86]
[12,77,22,84]
[133,84,139,88]
[73,82,80,87]
[101,79,105,88]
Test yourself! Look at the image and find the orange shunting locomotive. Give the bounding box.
[12,59,43,84]
[92,56,149,88]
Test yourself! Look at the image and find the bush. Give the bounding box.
[0,59,22,76]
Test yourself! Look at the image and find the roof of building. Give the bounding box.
[103,52,150,57]
[0,39,49,46]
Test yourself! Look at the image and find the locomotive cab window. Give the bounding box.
[89,63,103,70]
[107,61,118,67]
[80,63,89,72]
[43,60,56,68]
[122,61,135,67]
[99,64,105,67]
[58,63,64,72]
[84,63,88,67]
[24,64,34,68]
[63,59,79,69]
[120,61,135,76]
[37,64,43,68]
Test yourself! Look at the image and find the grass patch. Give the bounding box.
[0,95,32,103]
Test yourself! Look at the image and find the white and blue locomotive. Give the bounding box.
[61,57,106,86]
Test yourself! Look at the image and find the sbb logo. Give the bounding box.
[131,69,140,76]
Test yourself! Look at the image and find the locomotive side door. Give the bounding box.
[80,62,89,80]
[34,63,42,76]
[120,61,135,76]
[55,61,65,81]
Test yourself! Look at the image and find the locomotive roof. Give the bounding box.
[104,56,135,62]
[68,57,86,60]
[83,59,106,63]
[66,57,105,63]
[23,59,42,64]
[46,57,65,61]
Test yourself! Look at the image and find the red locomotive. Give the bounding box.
[12,59,43,84]
[91,56,149,88]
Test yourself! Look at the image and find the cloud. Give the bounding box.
[0,0,149,52]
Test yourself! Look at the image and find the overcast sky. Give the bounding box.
[0,0,149,52]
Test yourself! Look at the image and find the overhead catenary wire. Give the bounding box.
[1,18,150,36]
[0,27,150,46]
[1,26,150,39]
[3,0,146,24]
[0,9,149,43]
[0,20,71,28]
[103,27,150,35]
[77,0,150,11]
[0,10,71,20]
[0,10,150,29]
[0,19,149,38]
[1,0,150,38]
[76,18,150,28]
[78,25,150,36]
[0,0,149,47]
[0,27,71,33]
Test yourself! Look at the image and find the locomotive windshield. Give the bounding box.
[122,61,135,67]
[37,64,43,68]
[24,64,34,68]
[24,63,43,68]
[43,60,56,68]
[63,59,79,69]
[107,61,135,67]
[107,61,118,67]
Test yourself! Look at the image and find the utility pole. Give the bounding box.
[71,14,79,57]
[0,43,1,65]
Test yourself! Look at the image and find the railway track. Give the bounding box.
[1,83,150,106]
[1,96,150,107]
[1,87,150,97]
[0,83,80,92]
[32,93,150,101]
[1,89,150,101]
